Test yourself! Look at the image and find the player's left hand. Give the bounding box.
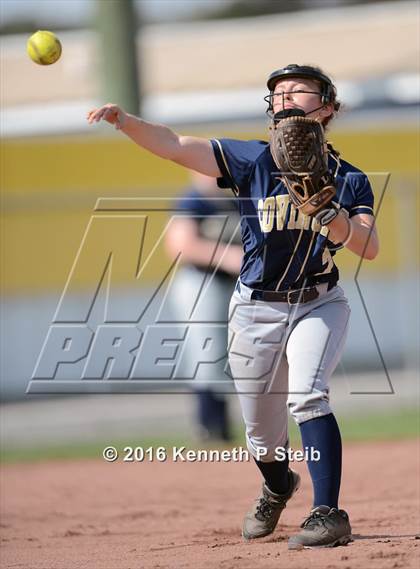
[270,116,336,217]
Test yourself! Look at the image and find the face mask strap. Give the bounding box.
[264,91,324,117]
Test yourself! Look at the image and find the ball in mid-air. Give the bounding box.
[27,30,62,65]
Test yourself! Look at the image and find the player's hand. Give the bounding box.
[86,103,127,130]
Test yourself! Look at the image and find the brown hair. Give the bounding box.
[308,65,341,129]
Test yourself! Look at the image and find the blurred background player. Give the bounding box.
[164,171,242,441]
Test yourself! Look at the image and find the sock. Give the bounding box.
[299,413,342,509]
[253,456,289,495]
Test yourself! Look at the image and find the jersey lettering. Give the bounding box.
[275,195,288,230]
[317,247,335,275]
[258,196,329,236]
[258,197,276,233]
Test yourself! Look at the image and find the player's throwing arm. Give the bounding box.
[87,104,221,178]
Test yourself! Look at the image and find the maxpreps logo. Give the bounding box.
[28,198,241,394]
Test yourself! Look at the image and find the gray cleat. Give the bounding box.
[242,469,301,540]
[288,505,353,549]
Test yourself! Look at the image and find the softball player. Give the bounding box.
[164,171,242,442]
[87,63,378,549]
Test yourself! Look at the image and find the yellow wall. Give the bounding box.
[2,128,419,294]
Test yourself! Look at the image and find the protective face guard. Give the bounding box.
[266,65,336,108]
[264,91,323,118]
[264,89,322,112]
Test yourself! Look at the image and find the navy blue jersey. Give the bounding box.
[211,138,374,291]
[176,188,241,277]
[177,188,227,218]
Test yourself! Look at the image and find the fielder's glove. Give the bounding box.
[270,116,338,222]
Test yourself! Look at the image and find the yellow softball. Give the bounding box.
[27,30,62,65]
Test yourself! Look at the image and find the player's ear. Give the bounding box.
[319,102,334,120]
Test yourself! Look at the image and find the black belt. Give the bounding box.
[236,281,321,304]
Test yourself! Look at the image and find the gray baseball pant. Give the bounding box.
[228,282,350,462]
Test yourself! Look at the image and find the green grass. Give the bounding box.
[331,407,420,442]
[1,407,418,464]
[232,406,420,446]
[0,435,191,465]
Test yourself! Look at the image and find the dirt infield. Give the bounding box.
[1,439,419,569]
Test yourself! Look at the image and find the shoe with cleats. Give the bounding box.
[288,505,352,549]
[242,469,301,540]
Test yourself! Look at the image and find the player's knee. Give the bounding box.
[246,426,288,462]
[287,391,332,425]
